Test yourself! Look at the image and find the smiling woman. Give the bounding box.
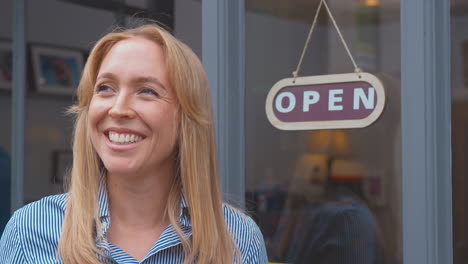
[89,37,180,182]
[0,24,268,264]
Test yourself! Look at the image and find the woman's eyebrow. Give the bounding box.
[96,72,116,82]
[133,76,167,91]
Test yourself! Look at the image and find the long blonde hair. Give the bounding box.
[59,24,237,264]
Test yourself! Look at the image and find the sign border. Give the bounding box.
[265,72,386,130]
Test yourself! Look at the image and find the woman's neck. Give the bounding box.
[105,164,176,261]
[106,166,175,230]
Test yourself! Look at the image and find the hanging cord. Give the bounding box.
[322,0,362,74]
[292,0,324,83]
[292,0,362,83]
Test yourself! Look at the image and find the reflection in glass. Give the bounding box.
[0,146,11,233]
[451,1,468,263]
[0,0,200,210]
[272,155,385,264]
[245,1,401,263]
[0,1,12,234]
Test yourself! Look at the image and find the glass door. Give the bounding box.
[244,0,402,263]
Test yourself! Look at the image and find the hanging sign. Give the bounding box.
[265,0,386,131]
[265,72,385,131]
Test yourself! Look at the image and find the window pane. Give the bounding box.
[3,0,201,208]
[245,1,402,263]
[451,0,468,263]
[24,0,117,204]
[0,0,12,233]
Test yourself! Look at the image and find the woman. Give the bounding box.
[0,24,268,264]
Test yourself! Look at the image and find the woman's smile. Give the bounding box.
[103,128,146,152]
[104,127,146,144]
[108,132,143,144]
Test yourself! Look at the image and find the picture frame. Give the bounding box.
[0,41,12,91]
[31,45,84,95]
[51,150,73,184]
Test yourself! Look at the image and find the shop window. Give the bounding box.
[245,1,402,263]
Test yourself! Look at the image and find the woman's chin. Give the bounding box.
[103,162,140,177]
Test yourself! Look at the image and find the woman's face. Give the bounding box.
[88,37,179,177]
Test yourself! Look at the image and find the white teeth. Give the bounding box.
[108,132,144,144]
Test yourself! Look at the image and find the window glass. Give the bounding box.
[23,0,117,204]
[451,1,468,263]
[245,1,402,263]
[3,0,201,210]
[0,0,13,233]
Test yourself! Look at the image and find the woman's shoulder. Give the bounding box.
[222,204,260,234]
[0,194,68,263]
[14,193,68,222]
[10,193,68,237]
[222,204,268,263]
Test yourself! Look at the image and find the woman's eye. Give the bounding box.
[96,84,113,93]
[140,88,160,97]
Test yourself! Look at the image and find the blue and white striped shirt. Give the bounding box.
[0,184,268,264]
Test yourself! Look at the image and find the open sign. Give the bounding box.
[265,73,385,130]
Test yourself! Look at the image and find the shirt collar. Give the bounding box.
[98,176,109,219]
[179,193,191,227]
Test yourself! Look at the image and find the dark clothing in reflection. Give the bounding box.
[0,147,11,234]
[273,188,385,264]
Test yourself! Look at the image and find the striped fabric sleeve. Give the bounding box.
[0,212,28,264]
[245,216,269,264]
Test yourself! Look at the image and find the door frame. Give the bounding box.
[401,0,453,263]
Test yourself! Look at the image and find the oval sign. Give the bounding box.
[265,72,385,130]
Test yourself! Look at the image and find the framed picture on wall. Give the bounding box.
[51,150,73,184]
[0,41,12,91]
[31,45,84,95]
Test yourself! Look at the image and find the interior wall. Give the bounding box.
[0,0,201,203]
[0,0,117,203]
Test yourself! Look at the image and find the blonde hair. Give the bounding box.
[59,24,237,264]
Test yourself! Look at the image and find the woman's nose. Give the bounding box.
[108,93,136,119]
